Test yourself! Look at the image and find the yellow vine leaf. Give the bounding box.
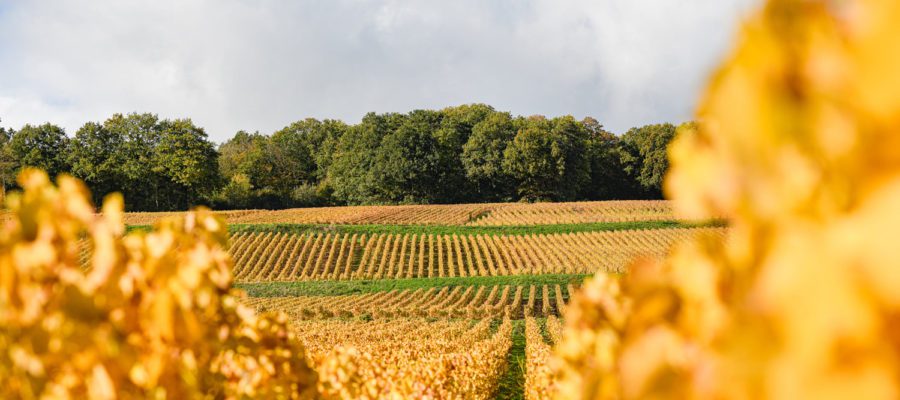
[554,0,900,399]
[0,169,318,399]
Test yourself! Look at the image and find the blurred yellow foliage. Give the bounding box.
[554,0,900,399]
[0,169,317,399]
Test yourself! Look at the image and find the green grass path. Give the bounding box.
[497,319,526,400]
[236,273,590,297]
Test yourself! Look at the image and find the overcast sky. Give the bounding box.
[0,0,760,142]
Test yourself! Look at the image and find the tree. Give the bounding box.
[549,116,591,200]
[429,104,496,203]
[268,118,349,202]
[0,120,17,191]
[216,131,287,209]
[103,113,164,210]
[502,117,560,201]
[8,123,69,179]
[214,173,254,209]
[619,122,678,198]
[308,119,348,201]
[373,110,445,203]
[84,113,220,211]
[218,130,264,181]
[3,105,689,209]
[214,120,348,209]
[462,112,518,201]
[502,116,591,201]
[581,117,633,200]
[328,112,405,204]
[153,118,221,209]
[68,122,127,205]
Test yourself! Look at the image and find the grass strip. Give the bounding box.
[497,319,526,400]
[235,273,590,297]
[127,219,724,236]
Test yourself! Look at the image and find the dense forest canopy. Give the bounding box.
[0,105,688,211]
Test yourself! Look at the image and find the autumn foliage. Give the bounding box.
[0,170,317,399]
[554,0,900,399]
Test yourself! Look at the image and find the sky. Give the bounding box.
[0,0,761,143]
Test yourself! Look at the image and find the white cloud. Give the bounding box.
[0,0,760,141]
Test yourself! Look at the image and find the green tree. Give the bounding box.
[153,118,221,209]
[69,122,127,205]
[269,118,348,203]
[549,115,591,200]
[0,120,18,191]
[8,123,70,179]
[502,116,590,201]
[373,110,445,203]
[269,121,318,193]
[432,104,495,202]
[581,117,632,199]
[214,173,254,209]
[462,112,518,201]
[215,120,347,209]
[0,105,689,209]
[502,117,560,201]
[619,122,678,198]
[218,130,265,181]
[79,113,221,211]
[103,113,165,210]
[216,130,283,208]
[328,112,405,204]
[308,119,349,201]
[300,119,348,178]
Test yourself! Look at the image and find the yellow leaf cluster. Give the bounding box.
[554,0,900,399]
[0,169,317,399]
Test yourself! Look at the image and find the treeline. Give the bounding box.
[0,104,686,211]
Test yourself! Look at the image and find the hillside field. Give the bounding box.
[118,200,720,399]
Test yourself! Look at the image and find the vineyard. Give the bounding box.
[238,285,575,398]
[211,202,718,397]
[53,191,718,397]
[240,283,576,320]
[228,227,723,282]
[78,200,715,398]
[123,199,675,226]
